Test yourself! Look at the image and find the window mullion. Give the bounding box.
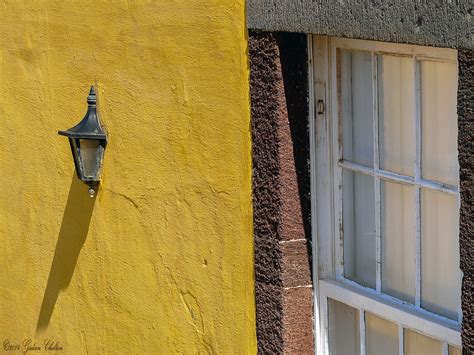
[415,187,421,309]
[359,308,367,355]
[442,341,449,355]
[338,159,458,195]
[373,52,382,295]
[415,59,422,309]
[334,43,344,282]
[398,324,404,355]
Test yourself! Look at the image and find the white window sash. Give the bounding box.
[309,35,461,355]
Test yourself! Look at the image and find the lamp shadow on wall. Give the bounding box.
[36,175,96,333]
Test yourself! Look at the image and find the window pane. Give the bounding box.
[366,312,398,355]
[449,345,462,355]
[420,61,458,186]
[340,49,374,167]
[421,189,461,320]
[381,181,416,303]
[378,55,415,176]
[404,329,442,355]
[343,170,376,288]
[329,299,360,355]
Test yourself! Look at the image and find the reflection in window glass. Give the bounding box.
[404,329,441,355]
[421,61,458,186]
[381,181,416,303]
[343,170,376,289]
[449,345,462,355]
[421,189,461,320]
[329,299,360,355]
[340,49,374,167]
[378,55,415,176]
[366,312,398,355]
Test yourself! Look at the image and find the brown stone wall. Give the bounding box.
[249,31,313,354]
[458,49,474,353]
[250,31,285,354]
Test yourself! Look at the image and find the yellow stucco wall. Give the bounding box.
[0,1,255,353]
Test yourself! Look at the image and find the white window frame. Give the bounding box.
[308,35,461,355]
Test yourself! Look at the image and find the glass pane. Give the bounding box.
[378,55,415,176]
[381,181,416,303]
[79,139,100,178]
[420,61,458,186]
[421,189,461,320]
[343,170,376,288]
[366,312,398,355]
[449,345,462,355]
[329,299,360,355]
[404,329,442,355]
[340,49,374,167]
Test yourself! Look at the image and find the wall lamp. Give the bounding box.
[58,86,108,197]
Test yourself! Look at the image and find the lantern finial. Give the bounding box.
[87,86,96,107]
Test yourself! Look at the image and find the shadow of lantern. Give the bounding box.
[36,175,97,332]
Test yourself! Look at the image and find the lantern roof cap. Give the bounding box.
[58,86,107,140]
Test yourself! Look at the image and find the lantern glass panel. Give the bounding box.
[79,139,100,178]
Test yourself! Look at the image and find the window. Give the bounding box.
[310,36,462,355]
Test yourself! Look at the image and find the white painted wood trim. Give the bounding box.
[307,34,322,355]
[442,341,449,355]
[331,39,344,283]
[399,324,404,355]
[338,276,460,328]
[312,35,335,355]
[337,160,458,195]
[313,36,334,282]
[330,37,456,61]
[320,286,330,355]
[319,279,461,347]
[414,60,422,309]
[373,52,382,295]
[359,308,366,355]
[415,186,422,309]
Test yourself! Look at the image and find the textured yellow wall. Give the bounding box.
[0,1,255,353]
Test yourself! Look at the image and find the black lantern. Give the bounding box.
[59,86,108,196]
